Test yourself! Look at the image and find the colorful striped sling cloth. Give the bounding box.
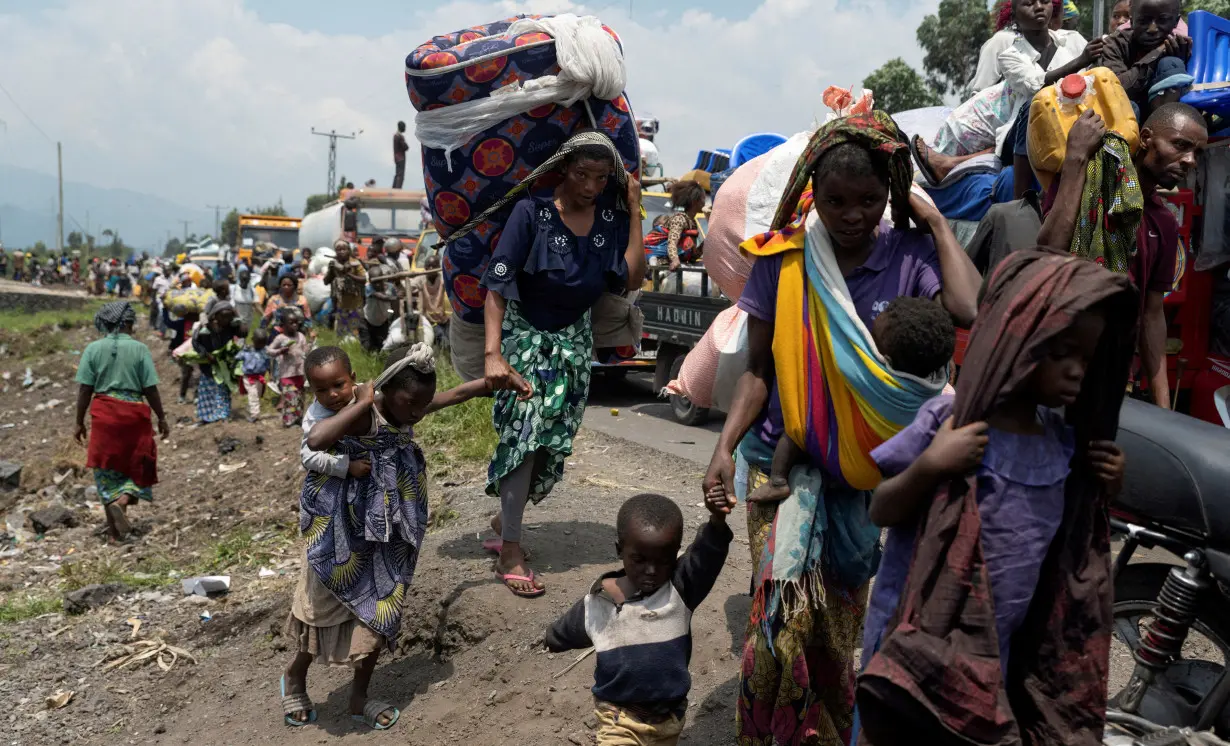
[740,192,948,639]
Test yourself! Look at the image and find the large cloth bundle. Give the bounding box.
[405,14,641,326]
[163,286,211,316]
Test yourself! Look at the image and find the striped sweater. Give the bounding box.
[545,519,732,714]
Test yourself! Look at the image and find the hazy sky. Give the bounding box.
[0,0,938,221]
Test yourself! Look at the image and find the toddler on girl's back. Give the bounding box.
[280,343,490,731]
[854,252,1136,744]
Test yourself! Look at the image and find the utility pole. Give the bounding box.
[56,142,64,253]
[311,128,356,196]
[178,220,191,243]
[206,204,226,240]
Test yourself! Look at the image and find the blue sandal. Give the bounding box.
[280,675,316,727]
[352,699,400,730]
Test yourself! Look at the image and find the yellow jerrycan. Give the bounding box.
[1027,67,1139,191]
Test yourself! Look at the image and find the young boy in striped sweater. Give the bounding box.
[545,492,733,745]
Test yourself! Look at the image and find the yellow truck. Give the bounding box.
[237,215,301,264]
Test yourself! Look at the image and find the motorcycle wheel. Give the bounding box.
[1112,563,1230,736]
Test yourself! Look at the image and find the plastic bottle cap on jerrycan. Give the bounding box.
[1060,73,1087,100]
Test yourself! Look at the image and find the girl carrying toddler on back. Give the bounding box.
[856,251,1138,746]
[279,343,488,731]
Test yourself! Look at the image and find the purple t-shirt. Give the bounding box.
[860,395,1074,676]
[736,223,944,454]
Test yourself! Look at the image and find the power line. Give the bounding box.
[0,78,54,145]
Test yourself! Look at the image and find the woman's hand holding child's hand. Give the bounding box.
[348,459,371,478]
[922,416,989,476]
[1088,440,1125,496]
[704,484,734,520]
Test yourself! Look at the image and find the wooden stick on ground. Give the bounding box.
[552,646,595,679]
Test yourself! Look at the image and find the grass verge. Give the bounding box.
[0,594,61,623]
[0,300,106,358]
[312,330,496,468]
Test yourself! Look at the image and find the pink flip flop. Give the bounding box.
[481,537,530,560]
[495,569,545,598]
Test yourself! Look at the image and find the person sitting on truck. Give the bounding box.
[476,130,647,598]
[645,179,707,272]
[1101,0,1193,117]
[1037,104,1207,408]
[701,111,980,746]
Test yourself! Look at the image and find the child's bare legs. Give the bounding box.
[750,437,801,503]
[350,653,396,726]
[246,379,263,422]
[178,363,193,402]
[282,651,313,723]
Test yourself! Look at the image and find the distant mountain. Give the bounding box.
[0,164,214,252]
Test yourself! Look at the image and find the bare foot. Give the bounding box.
[496,542,544,596]
[489,513,502,536]
[914,139,957,183]
[749,478,792,504]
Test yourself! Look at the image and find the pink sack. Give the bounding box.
[702,159,763,300]
[665,306,746,407]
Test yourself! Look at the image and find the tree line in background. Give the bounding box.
[864,0,1226,115]
[5,228,133,262]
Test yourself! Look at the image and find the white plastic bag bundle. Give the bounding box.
[307,248,335,278]
[382,315,435,352]
[303,278,330,314]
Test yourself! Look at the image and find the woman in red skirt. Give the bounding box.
[73,302,171,540]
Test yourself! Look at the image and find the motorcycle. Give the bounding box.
[1108,398,1230,740]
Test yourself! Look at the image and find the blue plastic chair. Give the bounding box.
[729,133,788,169]
[1182,11,1230,118]
[691,149,733,173]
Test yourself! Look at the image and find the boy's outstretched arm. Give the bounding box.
[673,518,734,611]
[426,378,492,415]
[545,598,591,653]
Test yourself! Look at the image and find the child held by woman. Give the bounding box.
[546,490,733,746]
[281,343,489,731]
[855,251,1138,745]
[750,296,956,503]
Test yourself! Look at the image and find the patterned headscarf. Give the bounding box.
[94,301,136,335]
[440,130,631,249]
[771,110,914,232]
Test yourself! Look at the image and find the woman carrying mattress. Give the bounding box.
[701,112,980,745]
[459,130,647,597]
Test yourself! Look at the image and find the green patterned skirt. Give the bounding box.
[485,302,592,504]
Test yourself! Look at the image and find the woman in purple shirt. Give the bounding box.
[704,114,980,745]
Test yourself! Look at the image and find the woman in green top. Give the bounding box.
[74,302,171,540]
